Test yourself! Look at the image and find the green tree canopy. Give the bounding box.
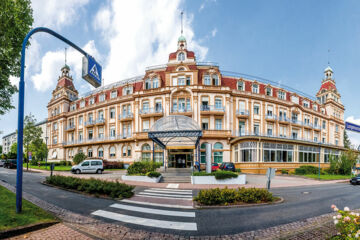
[0,0,33,115]
[29,138,47,161]
[344,130,351,149]
[23,114,42,160]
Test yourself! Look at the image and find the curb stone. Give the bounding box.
[0,180,343,239]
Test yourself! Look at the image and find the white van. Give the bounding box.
[71,159,104,174]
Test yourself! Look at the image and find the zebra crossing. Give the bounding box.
[91,187,197,231]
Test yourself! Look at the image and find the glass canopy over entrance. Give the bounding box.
[148,115,202,168]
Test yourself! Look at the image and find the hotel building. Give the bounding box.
[46,36,345,173]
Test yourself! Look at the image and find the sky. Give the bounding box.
[1,0,360,146]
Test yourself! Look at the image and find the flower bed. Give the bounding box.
[192,171,245,184]
[331,204,360,239]
[45,175,134,199]
[122,162,162,182]
[194,187,275,206]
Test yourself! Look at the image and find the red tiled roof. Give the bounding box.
[134,82,143,92]
[57,78,74,89]
[221,77,237,89]
[320,81,336,91]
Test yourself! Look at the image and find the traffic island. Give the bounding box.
[191,170,246,184]
[121,174,162,183]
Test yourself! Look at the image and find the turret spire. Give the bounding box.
[181,11,183,35]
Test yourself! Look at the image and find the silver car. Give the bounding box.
[0,160,5,167]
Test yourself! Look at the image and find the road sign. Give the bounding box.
[345,122,360,133]
[82,56,102,88]
[28,152,32,161]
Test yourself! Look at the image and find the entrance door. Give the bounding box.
[175,154,186,168]
[168,149,194,168]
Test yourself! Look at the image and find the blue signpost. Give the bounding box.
[345,122,360,133]
[16,27,102,213]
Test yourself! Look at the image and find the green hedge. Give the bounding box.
[127,161,162,175]
[294,165,319,175]
[146,171,161,178]
[45,175,134,199]
[194,187,275,205]
[193,170,238,180]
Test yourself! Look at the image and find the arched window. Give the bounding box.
[213,142,223,164]
[141,144,151,161]
[178,52,185,61]
[122,146,127,157]
[178,67,185,71]
[88,148,93,157]
[154,144,163,164]
[200,142,208,164]
[152,77,159,88]
[212,74,219,86]
[109,146,116,157]
[98,147,103,157]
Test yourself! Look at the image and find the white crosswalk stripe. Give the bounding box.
[92,210,197,231]
[91,187,197,231]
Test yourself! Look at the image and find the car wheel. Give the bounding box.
[76,169,81,174]
[96,169,102,174]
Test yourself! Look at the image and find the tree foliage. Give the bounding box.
[343,130,351,149]
[29,138,47,162]
[73,152,86,165]
[329,149,358,175]
[8,142,17,159]
[0,0,33,115]
[23,114,42,160]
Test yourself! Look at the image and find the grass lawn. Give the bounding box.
[0,185,55,231]
[23,164,72,171]
[301,174,352,180]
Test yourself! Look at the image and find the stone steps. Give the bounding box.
[160,176,191,183]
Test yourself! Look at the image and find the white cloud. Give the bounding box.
[95,0,208,84]
[199,3,205,12]
[345,116,360,148]
[211,28,217,37]
[31,0,89,29]
[31,40,99,92]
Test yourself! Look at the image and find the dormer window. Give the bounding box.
[303,100,309,108]
[313,104,318,111]
[178,67,185,71]
[204,75,211,85]
[212,75,219,86]
[123,86,133,95]
[152,77,159,88]
[111,90,117,99]
[237,81,244,91]
[278,90,285,100]
[80,100,85,108]
[145,78,151,89]
[266,87,272,96]
[252,84,259,94]
[99,94,105,102]
[70,104,76,111]
[186,76,191,85]
[89,97,95,105]
[178,52,185,61]
[291,95,299,104]
[178,76,185,86]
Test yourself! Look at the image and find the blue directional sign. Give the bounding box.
[345,122,360,133]
[82,56,102,88]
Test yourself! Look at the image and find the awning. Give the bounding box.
[52,151,57,159]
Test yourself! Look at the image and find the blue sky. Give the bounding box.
[2,0,360,145]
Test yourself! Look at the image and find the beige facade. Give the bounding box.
[46,36,345,172]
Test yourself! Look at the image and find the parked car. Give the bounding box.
[219,162,236,172]
[350,174,360,185]
[4,159,17,169]
[71,159,104,174]
[0,160,5,167]
[211,163,219,172]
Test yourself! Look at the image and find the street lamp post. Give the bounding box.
[16,27,102,213]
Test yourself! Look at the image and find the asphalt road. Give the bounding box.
[0,167,358,236]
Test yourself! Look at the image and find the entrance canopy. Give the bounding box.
[148,115,202,149]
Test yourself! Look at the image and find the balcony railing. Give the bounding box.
[119,112,134,119]
[236,110,249,116]
[291,119,302,125]
[139,107,163,115]
[303,122,313,128]
[200,105,225,112]
[85,120,95,126]
[65,125,75,131]
[171,107,192,113]
[233,131,328,145]
[265,114,277,121]
[314,124,321,130]
[95,118,105,124]
[278,116,290,123]
[62,134,133,146]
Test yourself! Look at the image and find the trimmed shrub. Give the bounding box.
[73,152,86,165]
[194,187,274,205]
[294,165,318,175]
[193,171,212,176]
[146,171,161,178]
[214,170,238,180]
[235,168,242,173]
[281,169,289,174]
[127,161,161,175]
[45,175,134,199]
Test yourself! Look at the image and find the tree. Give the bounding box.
[8,142,17,159]
[344,130,351,149]
[0,145,2,154]
[73,152,86,165]
[0,0,33,115]
[29,138,47,162]
[23,114,42,169]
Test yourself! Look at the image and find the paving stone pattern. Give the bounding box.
[0,180,339,239]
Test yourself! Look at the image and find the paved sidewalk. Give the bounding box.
[8,223,92,240]
[31,168,346,189]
